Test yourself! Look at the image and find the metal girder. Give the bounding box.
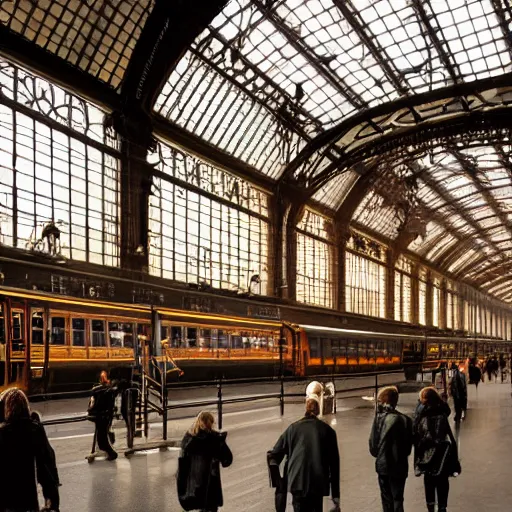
[412,0,461,85]
[0,25,121,111]
[251,0,367,110]
[281,71,512,182]
[121,0,228,114]
[333,0,408,95]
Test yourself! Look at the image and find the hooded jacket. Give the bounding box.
[269,415,340,499]
[0,418,59,512]
[369,404,413,478]
[413,401,452,476]
[177,430,233,511]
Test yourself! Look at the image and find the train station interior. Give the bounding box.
[1,1,512,511]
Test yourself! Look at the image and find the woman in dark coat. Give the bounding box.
[177,411,233,512]
[413,387,459,512]
[0,388,60,512]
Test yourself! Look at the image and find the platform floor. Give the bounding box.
[42,381,512,511]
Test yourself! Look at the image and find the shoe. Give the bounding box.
[427,503,435,512]
[106,452,118,461]
[461,411,466,420]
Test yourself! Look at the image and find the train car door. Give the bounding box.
[4,299,30,388]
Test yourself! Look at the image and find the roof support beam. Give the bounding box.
[411,0,461,85]
[251,0,367,110]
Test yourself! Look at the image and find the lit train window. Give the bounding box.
[199,329,212,349]
[72,319,85,347]
[108,323,133,348]
[50,317,66,345]
[31,311,44,345]
[91,320,106,347]
[309,338,321,359]
[186,328,197,348]
[0,308,5,345]
[218,330,228,349]
[323,338,332,359]
[170,326,182,348]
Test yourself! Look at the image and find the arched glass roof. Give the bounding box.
[3,0,512,301]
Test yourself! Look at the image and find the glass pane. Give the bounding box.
[71,318,85,347]
[51,317,66,345]
[31,311,44,345]
[91,319,106,348]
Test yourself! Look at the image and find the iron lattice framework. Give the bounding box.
[3,0,512,301]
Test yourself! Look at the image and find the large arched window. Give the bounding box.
[395,256,412,323]
[0,58,120,266]
[296,210,334,308]
[148,141,269,294]
[345,233,386,318]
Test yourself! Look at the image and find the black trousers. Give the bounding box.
[95,416,117,458]
[292,494,323,512]
[424,473,449,509]
[378,475,406,512]
[453,398,466,422]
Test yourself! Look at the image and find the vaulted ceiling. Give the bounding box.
[2,0,512,301]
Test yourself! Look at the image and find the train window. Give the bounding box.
[218,330,228,349]
[0,308,5,344]
[72,319,86,347]
[12,312,24,341]
[259,335,269,351]
[323,338,332,359]
[367,342,375,359]
[347,341,358,360]
[309,338,321,359]
[50,317,66,345]
[109,323,134,348]
[170,326,182,348]
[186,328,197,348]
[199,329,212,349]
[91,320,106,347]
[231,334,243,349]
[31,311,44,345]
[160,326,168,343]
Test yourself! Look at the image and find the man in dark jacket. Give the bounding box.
[268,397,340,512]
[369,386,413,512]
[449,363,467,422]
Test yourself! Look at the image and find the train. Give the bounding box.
[0,285,510,395]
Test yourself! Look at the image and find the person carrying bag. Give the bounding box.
[414,387,461,512]
[177,411,232,512]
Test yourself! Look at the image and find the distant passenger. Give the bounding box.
[468,358,482,390]
[414,387,460,512]
[0,388,60,512]
[369,386,412,512]
[449,363,467,422]
[177,411,232,512]
[268,397,341,512]
[484,356,493,382]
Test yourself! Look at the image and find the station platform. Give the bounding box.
[41,379,511,511]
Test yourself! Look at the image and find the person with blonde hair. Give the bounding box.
[413,387,460,512]
[0,388,60,512]
[369,386,413,512]
[177,411,232,512]
[268,396,341,512]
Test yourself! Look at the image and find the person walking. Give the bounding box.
[449,363,467,422]
[499,354,507,383]
[467,357,481,390]
[87,370,118,460]
[177,411,232,512]
[369,386,413,512]
[268,397,341,512]
[413,387,460,512]
[0,388,60,512]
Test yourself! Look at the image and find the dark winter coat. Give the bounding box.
[449,370,467,407]
[0,418,59,512]
[413,402,452,476]
[177,430,233,511]
[369,404,413,479]
[468,364,481,384]
[269,415,340,499]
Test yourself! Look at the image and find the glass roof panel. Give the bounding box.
[312,170,358,210]
[0,0,154,89]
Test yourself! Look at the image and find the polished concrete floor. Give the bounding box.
[39,380,512,511]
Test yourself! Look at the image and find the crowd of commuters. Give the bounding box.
[0,355,506,512]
